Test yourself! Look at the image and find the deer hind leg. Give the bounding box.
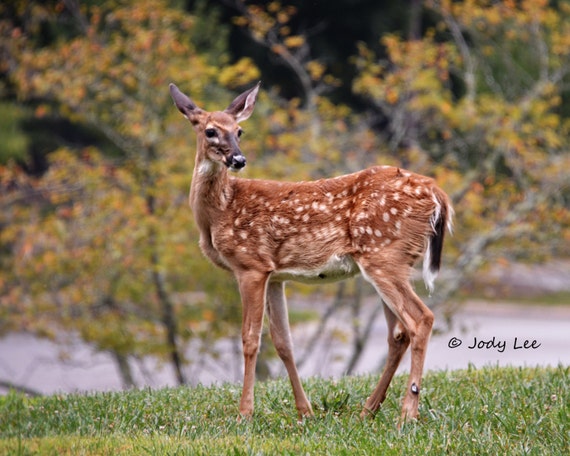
[236,271,270,420]
[266,281,313,419]
[358,260,434,423]
[360,301,410,418]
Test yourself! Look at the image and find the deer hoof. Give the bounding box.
[237,412,253,423]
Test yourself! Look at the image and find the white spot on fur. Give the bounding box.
[311,201,329,212]
[383,212,390,222]
[271,215,290,225]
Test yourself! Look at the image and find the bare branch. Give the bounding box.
[297,283,346,368]
[437,2,477,104]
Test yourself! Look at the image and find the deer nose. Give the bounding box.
[230,154,246,170]
[232,155,246,169]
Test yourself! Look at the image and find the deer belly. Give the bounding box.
[271,254,360,284]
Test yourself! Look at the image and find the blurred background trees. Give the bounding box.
[1,0,569,390]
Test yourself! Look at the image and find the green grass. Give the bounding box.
[1,366,567,455]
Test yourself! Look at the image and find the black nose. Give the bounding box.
[231,154,246,169]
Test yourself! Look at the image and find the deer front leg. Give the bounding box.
[237,271,269,420]
[266,281,313,419]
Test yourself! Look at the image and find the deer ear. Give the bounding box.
[169,83,203,124]
[224,81,261,123]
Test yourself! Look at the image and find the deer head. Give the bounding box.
[169,82,260,172]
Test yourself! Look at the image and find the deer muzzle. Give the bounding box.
[228,152,246,171]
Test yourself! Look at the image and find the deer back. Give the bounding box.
[208,166,447,283]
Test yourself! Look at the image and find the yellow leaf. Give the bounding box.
[306,61,325,81]
[386,88,399,105]
[284,35,304,48]
[218,58,261,88]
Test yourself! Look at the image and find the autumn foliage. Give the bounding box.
[0,0,569,386]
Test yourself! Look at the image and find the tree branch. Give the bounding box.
[297,283,346,368]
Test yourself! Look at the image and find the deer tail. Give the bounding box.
[423,189,453,294]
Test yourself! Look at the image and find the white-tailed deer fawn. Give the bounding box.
[169,82,453,423]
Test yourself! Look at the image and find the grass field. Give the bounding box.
[1,365,567,455]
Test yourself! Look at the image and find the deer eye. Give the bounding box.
[205,128,217,138]
[237,129,244,138]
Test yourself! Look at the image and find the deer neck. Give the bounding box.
[189,153,234,230]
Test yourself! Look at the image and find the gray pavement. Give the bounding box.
[0,300,568,395]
